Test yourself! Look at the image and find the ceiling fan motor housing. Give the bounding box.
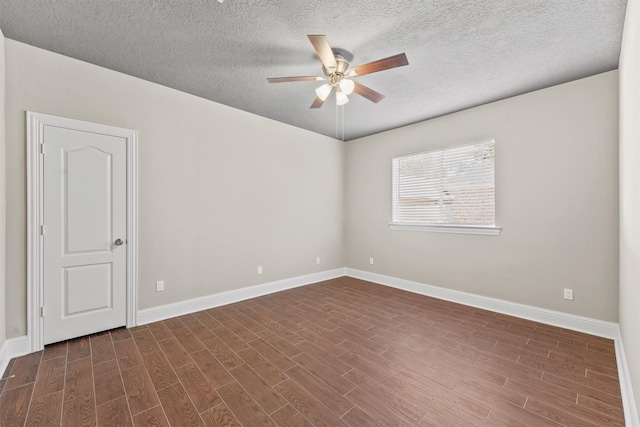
[322,55,350,82]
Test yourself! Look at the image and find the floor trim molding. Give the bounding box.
[345,268,618,339]
[137,268,346,326]
[0,336,30,377]
[616,329,640,426]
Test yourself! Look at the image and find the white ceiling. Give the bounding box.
[0,0,628,140]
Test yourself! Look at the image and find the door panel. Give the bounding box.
[64,263,113,316]
[43,125,127,345]
[65,147,112,253]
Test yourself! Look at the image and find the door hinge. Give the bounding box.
[40,306,45,317]
[40,144,45,154]
[40,224,45,236]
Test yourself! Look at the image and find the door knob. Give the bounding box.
[114,239,125,246]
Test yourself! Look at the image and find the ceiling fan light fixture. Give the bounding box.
[339,78,355,95]
[315,83,333,101]
[336,88,349,106]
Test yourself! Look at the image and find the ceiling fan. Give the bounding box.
[267,35,409,108]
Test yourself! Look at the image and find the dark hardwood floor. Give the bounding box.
[0,277,625,426]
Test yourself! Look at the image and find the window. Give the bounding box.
[390,138,500,235]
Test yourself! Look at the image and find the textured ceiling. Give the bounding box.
[0,0,628,141]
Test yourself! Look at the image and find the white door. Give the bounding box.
[42,124,128,345]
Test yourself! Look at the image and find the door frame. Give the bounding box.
[27,112,138,352]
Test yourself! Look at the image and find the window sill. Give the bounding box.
[388,223,502,236]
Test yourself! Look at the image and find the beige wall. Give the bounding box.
[619,0,640,416]
[4,40,345,338]
[0,30,6,349]
[346,71,619,322]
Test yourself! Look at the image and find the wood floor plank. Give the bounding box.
[175,363,221,413]
[172,326,206,353]
[484,402,562,427]
[110,327,133,342]
[231,313,266,335]
[344,385,415,426]
[216,381,278,427]
[64,357,94,401]
[295,340,351,376]
[236,347,288,387]
[162,317,185,331]
[202,335,244,369]
[24,390,63,427]
[147,321,174,342]
[185,319,218,343]
[97,396,133,427]
[271,404,313,427]
[32,355,66,398]
[0,383,34,426]
[94,359,125,405]
[292,351,355,396]
[157,383,205,427]
[275,379,348,427]
[577,393,625,423]
[157,336,193,368]
[504,376,577,405]
[42,342,68,361]
[344,368,431,423]
[542,371,623,407]
[141,350,179,391]
[114,338,145,370]
[230,363,287,414]
[4,351,41,390]
[256,330,302,359]
[191,349,234,388]
[67,337,91,362]
[201,403,242,427]
[285,365,353,417]
[132,328,162,354]
[121,364,160,416]
[524,397,601,427]
[90,333,116,365]
[248,339,295,372]
[62,393,96,427]
[132,405,170,427]
[193,312,223,331]
[212,326,251,352]
[340,406,386,427]
[454,379,527,409]
[224,318,261,343]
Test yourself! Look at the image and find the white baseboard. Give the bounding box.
[137,268,346,325]
[345,268,618,339]
[616,329,640,427]
[0,336,30,377]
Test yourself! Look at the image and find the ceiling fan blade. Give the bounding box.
[310,96,325,109]
[348,53,409,77]
[308,35,337,71]
[353,81,385,103]
[267,76,324,83]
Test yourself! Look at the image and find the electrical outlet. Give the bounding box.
[156,280,164,292]
[316,257,321,265]
[257,266,263,275]
[563,288,573,301]
[369,257,374,265]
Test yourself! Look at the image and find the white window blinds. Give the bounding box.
[392,139,496,226]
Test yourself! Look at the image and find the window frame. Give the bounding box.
[389,138,501,236]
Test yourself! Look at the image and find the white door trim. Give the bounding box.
[27,112,138,352]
